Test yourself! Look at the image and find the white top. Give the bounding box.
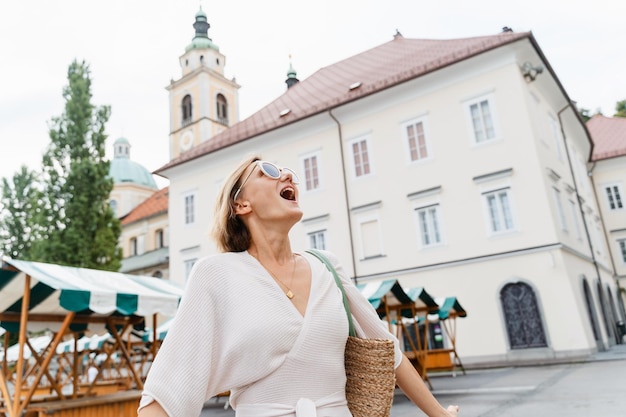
[139,250,401,417]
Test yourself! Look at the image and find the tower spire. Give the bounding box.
[285,54,299,89]
[185,6,219,52]
[193,6,210,40]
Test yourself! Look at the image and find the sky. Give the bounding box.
[1,0,624,189]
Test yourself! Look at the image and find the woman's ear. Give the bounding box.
[234,200,251,216]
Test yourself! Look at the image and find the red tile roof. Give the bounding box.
[587,115,626,161]
[156,31,531,173]
[121,187,169,225]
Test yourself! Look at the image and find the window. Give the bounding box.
[571,149,587,193]
[308,230,327,250]
[109,200,118,217]
[216,94,228,124]
[552,187,567,231]
[569,200,582,240]
[156,229,164,249]
[182,95,193,126]
[484,188,515,233]
[184,258,197,282]
[415,205,442,247]
[360,218,382,259]
[130,237,137,256]
[467,96,497,143]
[403,118,429,162]
[548,114,563,161]
[586,215,603,256]
[184,193,195,225]
[500,282,547,349]
[618,239,626,264]
[351,138,371,177]
[604,184,624,210]
[303,155,320,191]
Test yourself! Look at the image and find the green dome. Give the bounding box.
[185,37,219,52]
[108,137,158,189]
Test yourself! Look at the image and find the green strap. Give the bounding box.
[305,249,356,337]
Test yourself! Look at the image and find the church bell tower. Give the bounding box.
[166,7,240,160]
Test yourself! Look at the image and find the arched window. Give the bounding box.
[182,95,193,126]
[583,278,600,341]
[500,282,547,349]
[597,281,614,340]
[606,286,621,344]
[216,93,228,125]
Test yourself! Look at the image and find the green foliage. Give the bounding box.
[31,59,122,271]
[615,100,626,118]
[0,166,42,260]
[578,107,592,123]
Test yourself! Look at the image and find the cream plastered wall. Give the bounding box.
[120,213,169,258]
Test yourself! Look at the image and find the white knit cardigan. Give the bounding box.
[140,250,401,416]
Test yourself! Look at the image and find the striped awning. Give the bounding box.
[54,332,112,354]
[0,258,184,333]
[406,287,439,312]
[356,279,414,309]
[0,334,52,362]
[434,297,467,320]
[142,318,173,342]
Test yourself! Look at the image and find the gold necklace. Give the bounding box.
[264,254,298,299]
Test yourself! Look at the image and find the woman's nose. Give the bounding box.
[280,169,294,182]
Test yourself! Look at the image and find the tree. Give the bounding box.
[0,166,42,260]
[578,107,592,123]
[31,59,122,271]
[615,100,626,118]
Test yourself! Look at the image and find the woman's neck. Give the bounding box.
[247,238,294,265]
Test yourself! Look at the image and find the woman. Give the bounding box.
[138,155,460,417]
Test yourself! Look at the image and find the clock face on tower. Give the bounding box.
[180,131,194,151]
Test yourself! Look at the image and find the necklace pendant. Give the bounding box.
[286,290,294,299]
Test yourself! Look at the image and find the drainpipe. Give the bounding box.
[329,109,358,283]
[557,104,608,347]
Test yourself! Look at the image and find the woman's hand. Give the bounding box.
[445,405,460,416]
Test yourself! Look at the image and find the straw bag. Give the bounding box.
[306,250,396,417]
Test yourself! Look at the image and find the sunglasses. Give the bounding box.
[233,161,300,201]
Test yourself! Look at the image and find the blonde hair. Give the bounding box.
[212,155,261,252]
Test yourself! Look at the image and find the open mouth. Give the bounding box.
[280,187,296,201]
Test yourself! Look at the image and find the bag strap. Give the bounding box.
[305,249,356,337]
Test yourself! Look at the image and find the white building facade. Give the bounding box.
[587,115,626,337]
[157,17,624,366]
